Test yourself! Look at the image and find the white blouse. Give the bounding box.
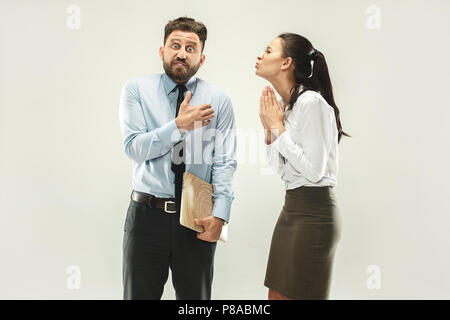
[265,89,338,189]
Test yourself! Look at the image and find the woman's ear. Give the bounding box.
[281,57,293,71]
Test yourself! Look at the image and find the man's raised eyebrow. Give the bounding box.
[169,38,198,46]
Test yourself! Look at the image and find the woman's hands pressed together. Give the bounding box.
[259,86,286,144]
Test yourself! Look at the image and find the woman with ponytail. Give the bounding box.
[256,33,350,300]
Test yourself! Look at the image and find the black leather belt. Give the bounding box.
[130,190,177,213]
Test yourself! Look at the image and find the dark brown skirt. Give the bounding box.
[264,186,341,299]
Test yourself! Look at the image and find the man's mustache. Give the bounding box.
[173,59,188,66]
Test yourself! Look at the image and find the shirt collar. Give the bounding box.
[161,72,197,96]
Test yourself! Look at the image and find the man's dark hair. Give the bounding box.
[164,17,207,52]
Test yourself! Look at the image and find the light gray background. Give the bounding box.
[1,0,449,299]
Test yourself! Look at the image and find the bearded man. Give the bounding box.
[119,16,237,300]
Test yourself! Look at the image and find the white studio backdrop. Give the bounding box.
[1,0,449,299]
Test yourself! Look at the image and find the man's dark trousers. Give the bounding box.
[122,196,217,300]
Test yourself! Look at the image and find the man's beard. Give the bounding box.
[163,58,201,83]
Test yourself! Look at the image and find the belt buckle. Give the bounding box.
[164,201,176,214]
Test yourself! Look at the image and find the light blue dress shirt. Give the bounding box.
[119,73,237,222]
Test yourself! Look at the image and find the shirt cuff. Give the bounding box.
[269,129,285,152]
[212,197,231,224]
[156,119,184,145]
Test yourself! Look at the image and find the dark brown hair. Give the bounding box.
[164,17,207,52]
[278,33,351,143]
